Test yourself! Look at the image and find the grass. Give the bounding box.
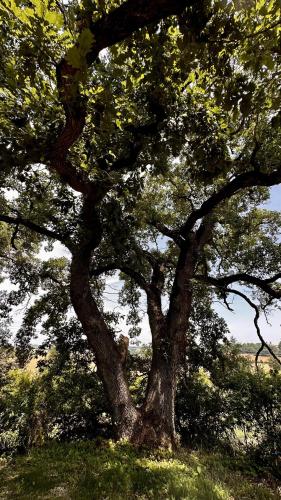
[0,440,280,499]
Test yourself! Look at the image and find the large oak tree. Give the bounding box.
[0,0,281,446]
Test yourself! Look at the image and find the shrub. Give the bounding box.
[0,349,111,455]
[176,351,281,476]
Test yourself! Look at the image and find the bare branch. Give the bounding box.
[195,272,281,367]
[222,291,234,311]
[225,288,281,369]
[264,272,281,284]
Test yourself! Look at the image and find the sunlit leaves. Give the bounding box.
[66,28,95,70]
[1,0,64,29]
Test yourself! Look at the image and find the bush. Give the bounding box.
[0,349,111,455]
[176,350,281,476]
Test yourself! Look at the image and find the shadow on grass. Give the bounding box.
[0,441,279,499]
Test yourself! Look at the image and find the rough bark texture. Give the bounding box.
[70,199,197,447]
[137,258,192,448]
[138,229,212,447]
[141,280,178,447]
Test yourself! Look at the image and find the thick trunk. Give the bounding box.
[141,349,178,447]
[139,246,196,447]
[70,242,193,446]
[69,204,202,447]
[138,289,182,448]
[71,250,180,446]
[166,246,194,363]
[69,201,140,439]
[71,249,141,438]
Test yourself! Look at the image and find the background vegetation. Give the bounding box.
[1,339,280,498]
[1,335,280,472]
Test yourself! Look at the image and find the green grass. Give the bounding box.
[0,441,280,499]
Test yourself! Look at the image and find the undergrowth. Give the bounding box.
[0,440,280,499]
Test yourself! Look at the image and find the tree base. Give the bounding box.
[117,412,179,449]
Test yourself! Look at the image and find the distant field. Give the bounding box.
[240,353,281,370]
[241,353,274,363]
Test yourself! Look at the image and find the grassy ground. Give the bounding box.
[0,441,280,499]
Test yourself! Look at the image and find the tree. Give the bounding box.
[0,0,281,447]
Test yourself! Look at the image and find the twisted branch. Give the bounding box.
[225,288,281,369]
[180,166,281,235]
[195,272,281,299]
[195,272,281,368]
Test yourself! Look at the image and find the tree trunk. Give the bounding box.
[136,286,185,448]
[68,202,200,448]
[141,345,178,447]
[139,244,196,447]
[70,247,141,439]
[68,200,141,439]
[70,239,184,447]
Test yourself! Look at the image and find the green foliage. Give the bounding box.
[0,0,281,472]
[66,28,95,71]
[0,348,111,455]
[1,0,281,353]
[2,330,280,477]
[176,349,281,477]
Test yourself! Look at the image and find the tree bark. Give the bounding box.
[71,250,141,439]
[139,241,200,447]
[70,220,185,446]
[139,286,178,447]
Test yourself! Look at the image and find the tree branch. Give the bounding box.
[195,216,215,249]
[51,0,191,198]
[108,118,165,173]
[149,220,183,246]
[88,0,190,60]
[194,273,281,368]
[224,288,281,369]
[264,272,281,284]
[195,272,281,300]
[41,271,64,286]
[0,214,66,245]
[180,166,281,235]
[209,19,281,45]
[11,222,20,250]
[91,263,149,291]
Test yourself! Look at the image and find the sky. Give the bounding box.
[1,186,281,346]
